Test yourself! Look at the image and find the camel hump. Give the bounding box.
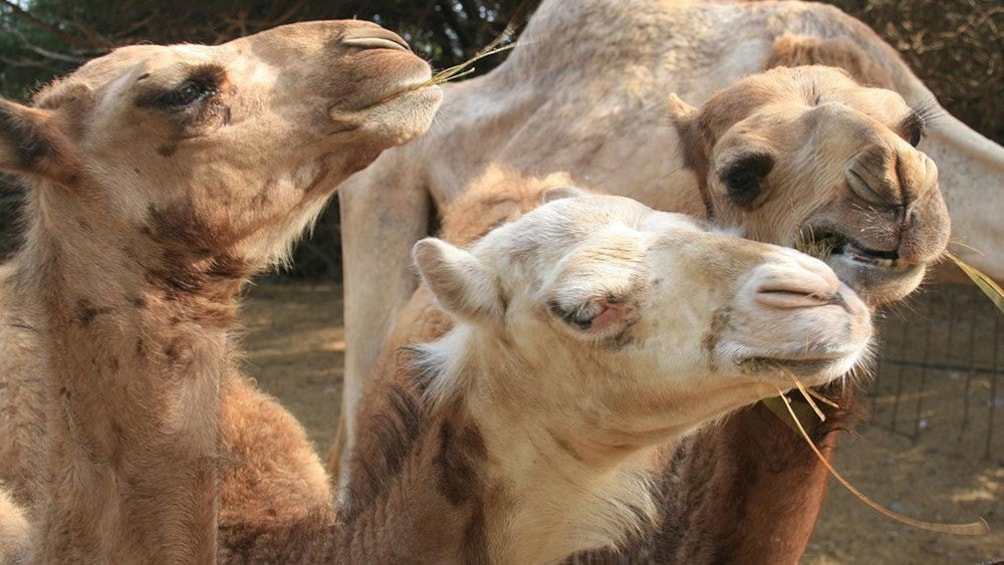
[765,32,897,89]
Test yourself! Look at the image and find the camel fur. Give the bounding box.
[0,20,441,562]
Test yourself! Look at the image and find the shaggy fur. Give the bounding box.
[0,20,441,562]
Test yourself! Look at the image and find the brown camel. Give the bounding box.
[334,2,973,560]
[219,170,872,563]
[0,20,440,562]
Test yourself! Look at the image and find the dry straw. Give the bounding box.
[377,21,522,106]
[772,378,989,536]
[946,249,1004,315]
[753,364,990,536]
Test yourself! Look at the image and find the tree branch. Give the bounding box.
[70,17,115,48]
[0,54,55,69]
[0,0,88,49]
[2,22,95,63]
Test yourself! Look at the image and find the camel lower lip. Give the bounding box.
[839,242,910,271]
[739,356,841,377]
[337,81,439,114]
[828,253,923,283]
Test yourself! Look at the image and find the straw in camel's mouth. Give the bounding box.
[739,356,847,378]
[798,229,914,272]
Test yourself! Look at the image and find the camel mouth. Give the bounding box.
[740,356,844,377]
[799,230,904,267]
[797,228,925,303]
[737,352,864,385]
[334,69,441,116]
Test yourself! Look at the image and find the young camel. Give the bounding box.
[221,172,872,563]
[335,1,973,559]
[0,20,441,562]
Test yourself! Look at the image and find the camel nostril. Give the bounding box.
[750,254,840,309]
[342,35,411,52]
[845,167,888,206]
[756,288,835,309]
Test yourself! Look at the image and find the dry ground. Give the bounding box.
[241,281,1004,564]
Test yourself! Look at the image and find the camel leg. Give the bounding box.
[338,168,431,492]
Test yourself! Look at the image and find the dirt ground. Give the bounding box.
[241,281,1004,564]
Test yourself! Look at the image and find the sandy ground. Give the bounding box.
[241,281,1004,564]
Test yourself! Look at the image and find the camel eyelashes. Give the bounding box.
[551,300,602,329]
[137,66,224,109]
[158,81,217,108]
[551,295,622,331]
[720,153,774,207]
[900,111,926,147]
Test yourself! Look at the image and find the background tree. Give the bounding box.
[0,0,1001,275]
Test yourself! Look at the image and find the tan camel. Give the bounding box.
[0,20,440,562]
[220,171,872,563]
[334,1,984,560]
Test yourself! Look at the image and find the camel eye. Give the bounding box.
[721,153,774,207]
[549,299,603,330]
[137,66,224,111]
[157,81,217,108]
[908,126,923,148]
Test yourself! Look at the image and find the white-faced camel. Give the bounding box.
[218,170,872,563]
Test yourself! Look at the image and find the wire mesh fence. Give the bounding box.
[868,283,1003,460]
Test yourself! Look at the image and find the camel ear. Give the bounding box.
[0,99,76,184]
[541,185,590,203]
[666,93,711,190]
[666,93,701,149]
[765,33,896,89]
[666,93,698,123]
[413,238,501,321]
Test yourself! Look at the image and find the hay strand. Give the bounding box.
[372,24,522,107]
[788,372,826,423]
[946,251,1004,315]
[772,385,990,536]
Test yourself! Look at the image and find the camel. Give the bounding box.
[219,170,873,563]
[0,20,441,562]
[333,0,989,560]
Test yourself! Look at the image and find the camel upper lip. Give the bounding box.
[342,31,411,52]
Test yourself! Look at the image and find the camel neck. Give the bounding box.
[338,333,661,564]
[22,209,244,563]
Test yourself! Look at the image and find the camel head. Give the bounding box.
[669,65,950,306]
[0,20,441,270]
[413,190,872,447]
